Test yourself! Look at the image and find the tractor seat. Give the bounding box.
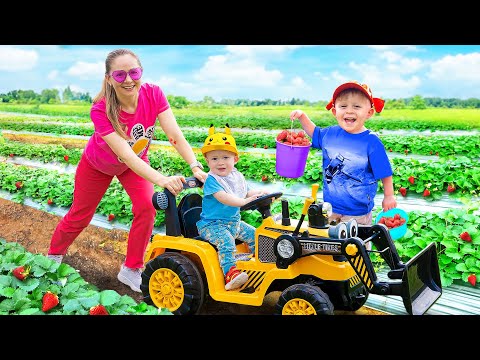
[178,193,203,239]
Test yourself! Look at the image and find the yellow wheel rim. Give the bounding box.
[282,298,317,315]
[149,268,184,312]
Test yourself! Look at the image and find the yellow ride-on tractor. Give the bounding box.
[140,177,442,315]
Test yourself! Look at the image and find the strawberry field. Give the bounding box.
[1,103,479,315]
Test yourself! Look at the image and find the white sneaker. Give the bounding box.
[47,254,64,264]
[224,266,249,291]
[117,264,142,293]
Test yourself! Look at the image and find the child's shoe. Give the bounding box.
[224,266,248,291]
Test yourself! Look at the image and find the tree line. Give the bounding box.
[2,88,480,109]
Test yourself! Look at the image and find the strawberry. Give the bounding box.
[108,214,115,221]
[89,304,109,315]
[447,184,455,193]
[47,198,53,205]
[423,189,430,197]
[460,231,472,242]
[9,153,14,157]
[404,149,408,155]
[389,148,392,152]
[15,181,23,189]
[276,130,288,142]
[63,155,69,162]
[42,291,59,312]
[253,143,257,148]
[12,265,30,281]
[408,176,415,185]
[399,187,407,197]
[261,175,268,182]
[468,274,476,287]
[263,145,268,149]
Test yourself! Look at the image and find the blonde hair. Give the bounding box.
[92,49,143,140]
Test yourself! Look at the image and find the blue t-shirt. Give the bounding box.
[311,125,393,215]
[197,175,247,228]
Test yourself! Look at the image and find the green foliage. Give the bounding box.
[0,239,170,315]
[392,205,480,288]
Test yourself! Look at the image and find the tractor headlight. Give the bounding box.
[322,202,333,217]
[276,238,295,259]
[274,235,302,269]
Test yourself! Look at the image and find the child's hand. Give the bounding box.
[290,109,304,121]
[244,194,261,206]
[382,195,397,212]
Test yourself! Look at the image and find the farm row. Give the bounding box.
[0,107,479,293]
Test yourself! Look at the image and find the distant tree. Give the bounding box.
[62,86,74,102]
[386,99,406,109]
[167,95,190,108]
[410,95,427,109]
[40,89,60,104]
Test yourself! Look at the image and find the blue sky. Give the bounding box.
[1,45,480,102]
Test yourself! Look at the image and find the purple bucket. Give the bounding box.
[275,141,311,178]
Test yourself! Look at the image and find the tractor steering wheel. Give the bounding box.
[240,192,283,212]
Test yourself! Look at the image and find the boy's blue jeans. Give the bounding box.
[198,219,256,275]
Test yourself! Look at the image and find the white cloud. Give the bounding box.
[427,52,480,81]
[66,61,105,80]
[194,54,283,87]
[0,46,38,71]
[225,45,307,57]
[48,70,59,80]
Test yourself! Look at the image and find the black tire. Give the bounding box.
[334,285,369,311]
[274,284,334,315]
[141,252,206,315]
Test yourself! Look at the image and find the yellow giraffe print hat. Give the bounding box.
[201,123,238,156]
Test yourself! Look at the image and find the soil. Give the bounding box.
[0,197,387,315]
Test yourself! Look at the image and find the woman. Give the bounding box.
[47,48,207,292]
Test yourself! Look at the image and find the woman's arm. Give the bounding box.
[102,131,186,195]
[158,108,207,180]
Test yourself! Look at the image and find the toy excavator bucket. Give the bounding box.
[400,242,442,315]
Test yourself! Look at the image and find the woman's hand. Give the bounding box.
[159,175,186,196]
[192,168,208,183]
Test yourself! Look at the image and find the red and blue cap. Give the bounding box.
[326,81,385,113]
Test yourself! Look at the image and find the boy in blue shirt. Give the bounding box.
[290,81,397,230]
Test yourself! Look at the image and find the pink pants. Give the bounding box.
[48,155,156,269]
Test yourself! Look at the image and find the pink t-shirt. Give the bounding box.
[84,83,170,176]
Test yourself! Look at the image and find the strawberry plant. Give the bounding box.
[0,239,172,315]
[391,205,480,288]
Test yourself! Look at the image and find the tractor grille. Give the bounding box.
[258,235,277,263]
